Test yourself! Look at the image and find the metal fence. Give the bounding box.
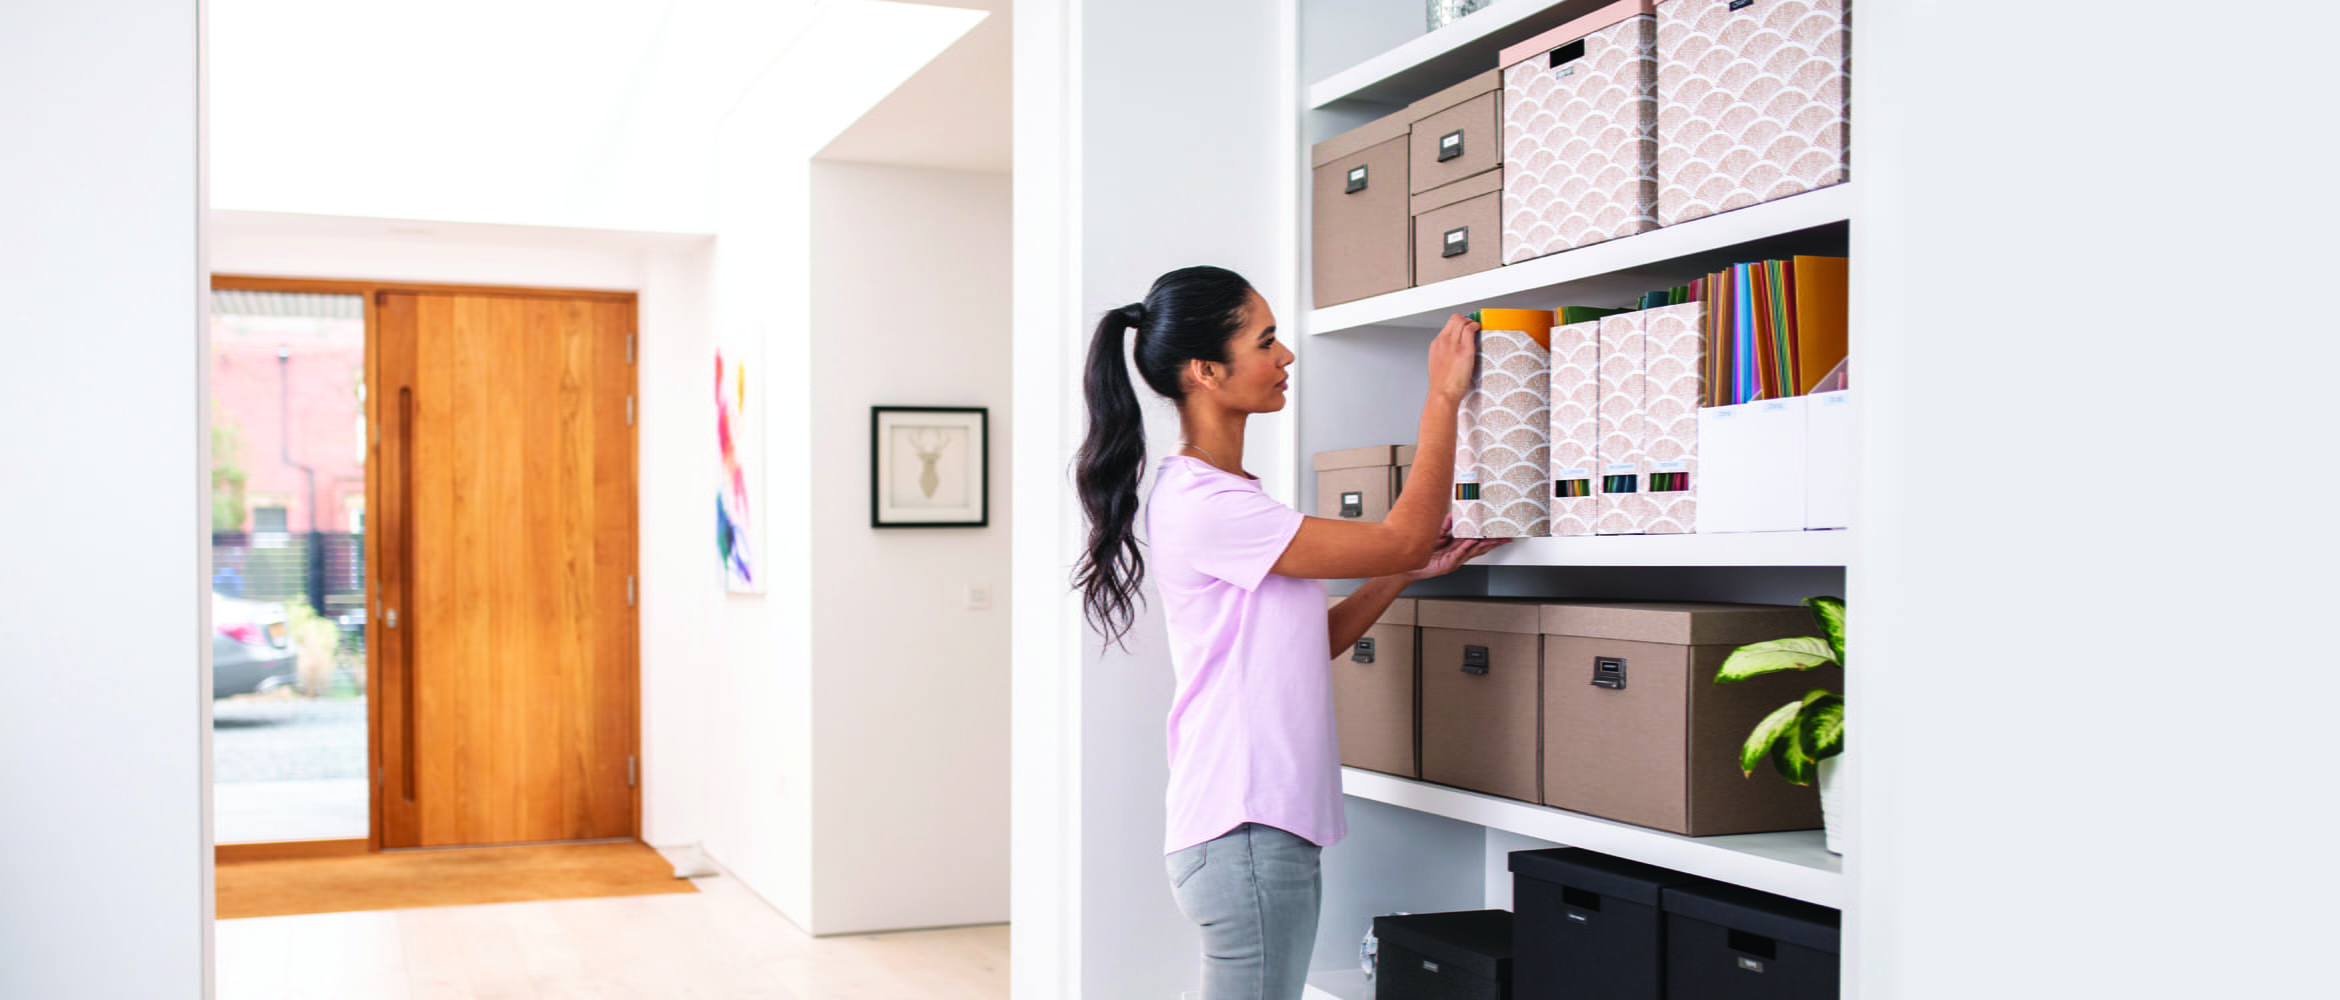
[211,531,366,649]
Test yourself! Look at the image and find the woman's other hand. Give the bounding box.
[1404,515,1508,580]
[1426,313,1479,407]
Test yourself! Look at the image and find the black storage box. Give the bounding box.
[1661,883,1841,1000]
[1375,909,1514,1000]
[1510,848,1711,1000]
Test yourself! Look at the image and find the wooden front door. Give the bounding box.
[373,289,638,847]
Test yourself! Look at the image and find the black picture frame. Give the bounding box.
[870,406,990,528]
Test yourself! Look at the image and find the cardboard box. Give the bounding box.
[1312,114,1413,307]
[1328,595,1418,779]
[1314,444,1409,522]
[1656,0,1850,226]
[1419,599,1546,803]
[1640,301,1705,534]
[1511,848,1710,1000]
[1804,389,1850,529]
[1696,396,1808,533]
[1663,883,1841,1000]
[1547,317,1603,536]
[1454,309,1555,539]
[1500,0,1660,263]
[1540,601,1830,835]
[1412,168,1505,286]
[1407,70,1504,195]
[1593,310,1653,534]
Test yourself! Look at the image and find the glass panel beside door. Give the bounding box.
[209,288,369,844]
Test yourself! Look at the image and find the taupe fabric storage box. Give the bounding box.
[1312,114,1413,307]
[1413,168,1505,286]
[1315,445,1409,522]
[1539,602,1832,834]
[1407,70,1504,195]
[1500,0,1660,263]
[1328,595,1418,779]
[1656,0,1850,226]
[1419,599,1545,802]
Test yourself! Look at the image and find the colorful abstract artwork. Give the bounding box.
[716,347,760,592]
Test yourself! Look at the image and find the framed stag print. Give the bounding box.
[871,406,989,528]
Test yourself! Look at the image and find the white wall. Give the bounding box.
[0,1,209,997]
[806,161,1013,934]
[1013,0,1298,994]
[1854,3,2340,998]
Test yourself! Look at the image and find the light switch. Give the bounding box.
[966,585,992,611]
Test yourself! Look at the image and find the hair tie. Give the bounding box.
[1121,302,1148,328]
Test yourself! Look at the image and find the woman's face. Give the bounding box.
[1206,288,1294,413]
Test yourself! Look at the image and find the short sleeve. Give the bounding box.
[1166,478,1304,592]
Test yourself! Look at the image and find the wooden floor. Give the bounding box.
[216,851,1008,999]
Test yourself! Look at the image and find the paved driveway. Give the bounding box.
[214,697,368,841]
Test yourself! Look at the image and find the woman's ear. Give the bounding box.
[1186,358,1217,392]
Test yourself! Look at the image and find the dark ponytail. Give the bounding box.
[1074,265,1256,648]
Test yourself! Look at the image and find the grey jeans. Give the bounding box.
[1166,823,1324,1000]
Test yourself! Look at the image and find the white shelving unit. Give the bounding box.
[1291,0,1856,979]
[1345,768,1845,908]
[1473,528,1852,567]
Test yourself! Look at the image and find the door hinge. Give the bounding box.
[626,334,635,365]
[627,575,636,607]
[628,756,637,787]
[626,395,635,426]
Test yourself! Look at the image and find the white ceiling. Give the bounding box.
[210,0,1006,232]
[817,0,1010,172]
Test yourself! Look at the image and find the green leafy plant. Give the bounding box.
[1715,596,1845,786]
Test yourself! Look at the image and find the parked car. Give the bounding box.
[213,591,297,698]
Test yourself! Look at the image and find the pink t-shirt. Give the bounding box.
[1147,455,1344,854]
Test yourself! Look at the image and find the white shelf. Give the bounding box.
[1343,767,1845,909]
[1309,0,1608,109]
[1309,184,1854,336]
[1476,529,1851,568]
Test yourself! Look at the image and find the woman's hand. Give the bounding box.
[1404,515,1509,580]
[1426,313,1479,407]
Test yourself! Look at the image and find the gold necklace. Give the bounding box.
[1180,442,1223,469]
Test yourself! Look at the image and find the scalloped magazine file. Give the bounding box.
[1454,309,1556,538]
[1547,318,1603,536]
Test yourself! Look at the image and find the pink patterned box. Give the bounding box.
[1546,318,1603,536]
[1501,1,1659,263]
[1593,310,1652,535]
[1640,301,1706,534]
[1656,0,1849,226]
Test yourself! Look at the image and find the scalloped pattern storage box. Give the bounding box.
[1501,0,1659,263]
[1454,309,1555,538]
[1328,595,1418,779]
[1312,113,1413,307]
[1656,0,1849,226]
[1539,601,1829,835]
[1418,599,1548,803]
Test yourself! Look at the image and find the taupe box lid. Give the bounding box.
[1405,69,1502,123]
[1311,112,1412,168]
[1329,594,1416,627]
[1397,445,1417,467]
[1412,168,1504,215]
[1419,597,1546,634]
[1314,445,1408,472]
[1539,601,1813,646]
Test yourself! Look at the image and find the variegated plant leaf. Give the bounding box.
[1740,699,1805,776]
[1714,636,1837,683]
[1771,724,1817,785]
[1799,693,1845,760]
[1807,596,1848,668]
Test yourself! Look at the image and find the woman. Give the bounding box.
[1074,265,1504,999]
